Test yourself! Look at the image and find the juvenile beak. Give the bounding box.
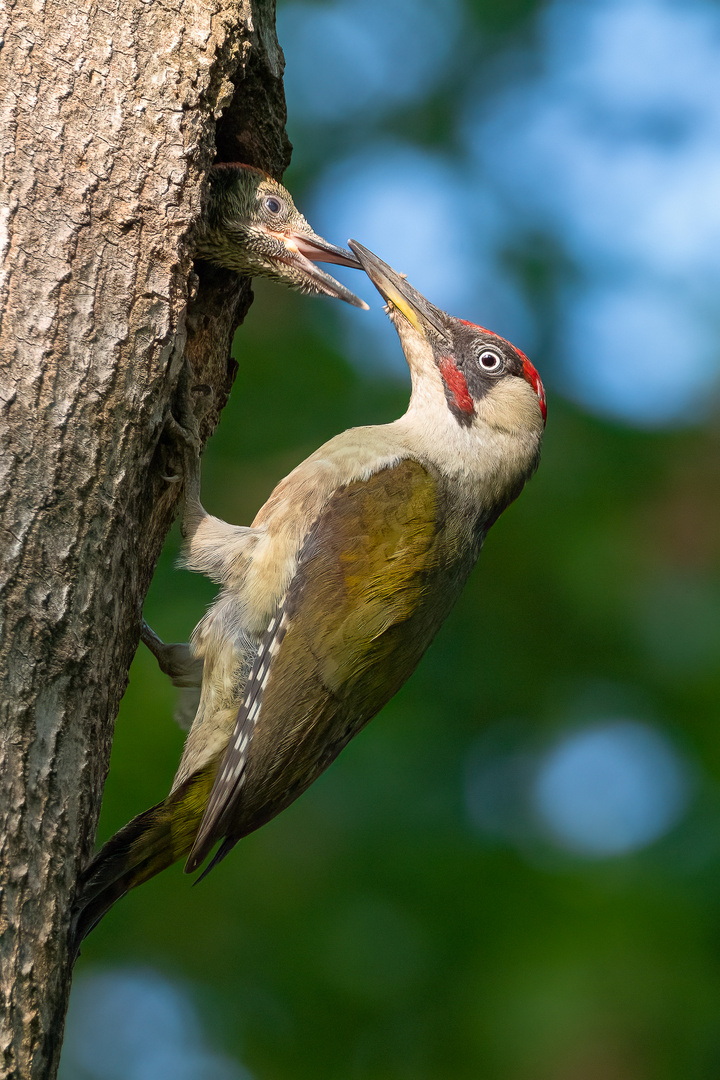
[348,240,451,341]
[279,231,369,309]
[291,232,362,269]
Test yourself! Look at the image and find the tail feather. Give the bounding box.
[71,767,215,958]
[193,835,239,884]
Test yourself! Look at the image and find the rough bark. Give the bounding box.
[0,0,290,1074]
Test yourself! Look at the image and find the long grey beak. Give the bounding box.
[282,232,369,309]
[291,232,363,269]
[348,240,450,340]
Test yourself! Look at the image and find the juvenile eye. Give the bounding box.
[478,350,503,373]
[264,196,284,214]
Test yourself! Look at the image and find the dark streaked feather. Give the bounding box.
[185,604,288,872]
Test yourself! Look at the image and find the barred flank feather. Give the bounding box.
[70,766,216,959]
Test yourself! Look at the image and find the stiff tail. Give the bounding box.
[70,767,215,958]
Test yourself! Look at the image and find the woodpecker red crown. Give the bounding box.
[459,319,547,424]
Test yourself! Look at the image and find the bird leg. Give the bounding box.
[140,620,203,689]
[140,620,203,732]
[161,361,214,543]
[162,411,203,535]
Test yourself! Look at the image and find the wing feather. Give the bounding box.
[187,457,476,873]
[186,603,288,871]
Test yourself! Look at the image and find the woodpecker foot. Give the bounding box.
[163,412,200,468]
[161,368,215,503]
[159,399,203,515]
[140,619,203,687]
[140,619,203,730]
[140,619,170,665]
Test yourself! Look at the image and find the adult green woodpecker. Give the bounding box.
[71,242,546,953]
[196,163,368,308]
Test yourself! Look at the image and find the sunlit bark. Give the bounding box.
[0,0,289,1074]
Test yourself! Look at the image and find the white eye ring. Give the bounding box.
[264,196,284,214]
[478,350,503,373]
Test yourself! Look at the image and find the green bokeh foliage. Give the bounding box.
[66,0,720,1073]
[76,278,720,1080]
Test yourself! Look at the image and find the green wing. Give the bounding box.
[187,457,475,871]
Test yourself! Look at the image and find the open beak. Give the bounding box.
[348,240,451,342]
[292,233,362,269]
[279,231,369,309]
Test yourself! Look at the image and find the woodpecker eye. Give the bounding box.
[477,350,503,373]
[263,196,284,215]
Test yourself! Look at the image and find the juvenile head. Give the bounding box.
[196,164,368,308]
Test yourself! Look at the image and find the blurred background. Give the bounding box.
[60,0,720,1077]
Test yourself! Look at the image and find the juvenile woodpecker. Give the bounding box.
[72,242,546,953]
[195,163,368,308]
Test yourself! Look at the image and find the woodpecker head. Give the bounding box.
[349,241,546,436]
[196,164,368,308]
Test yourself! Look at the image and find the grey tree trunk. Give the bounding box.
[0,0,290,1074]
